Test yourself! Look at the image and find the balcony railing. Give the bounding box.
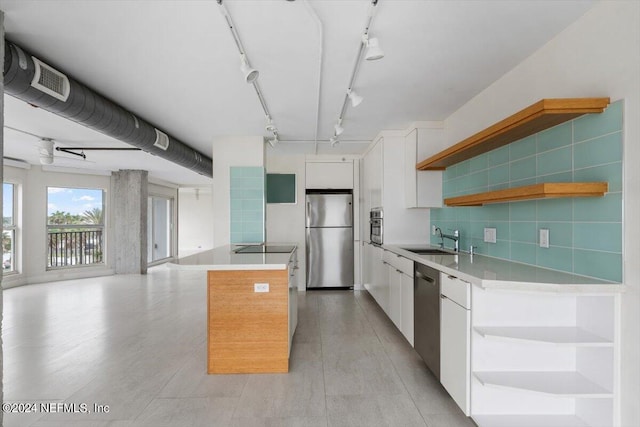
[47,227,104,268]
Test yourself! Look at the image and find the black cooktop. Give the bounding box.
[234,244,296,254]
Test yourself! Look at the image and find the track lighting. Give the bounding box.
[363,35,384,61]
[265,117,277,133]
[240,54,259,83]
[329,136,339,148]
[268,135,278,148]
[347,89,363,107]
[334,119,344,136]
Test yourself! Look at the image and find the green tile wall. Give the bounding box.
[230,166,265,244]
[431,100,623,282]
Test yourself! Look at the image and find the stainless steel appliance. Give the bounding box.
[306,191,354,289]
[370,207,383,245]
[414,262,440,379]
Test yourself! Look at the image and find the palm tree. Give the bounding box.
[82,207,103,225]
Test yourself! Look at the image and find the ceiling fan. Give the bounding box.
[4,125,140,166]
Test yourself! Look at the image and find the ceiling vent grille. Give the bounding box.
[153,129,170,150]
[30,57,70,102]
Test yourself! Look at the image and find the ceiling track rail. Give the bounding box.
[217,0,279,146]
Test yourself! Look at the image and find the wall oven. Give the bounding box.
[370,207,383,245]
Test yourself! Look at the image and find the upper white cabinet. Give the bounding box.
[306,161,354,189]
[404,126,445,208]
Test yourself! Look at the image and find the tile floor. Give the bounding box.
[2,267,475,427]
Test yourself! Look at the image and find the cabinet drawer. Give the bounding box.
[383,251,414,276]
[441,274,470,309]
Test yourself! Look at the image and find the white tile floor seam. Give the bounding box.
[3,268,475,427]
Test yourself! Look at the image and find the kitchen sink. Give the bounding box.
[401,248,453,255]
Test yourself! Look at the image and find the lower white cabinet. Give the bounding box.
[288,250,299,354]
[387,266,402,329]
[384,250,415,345]
[440,274,471,416]
[400,272,414,346]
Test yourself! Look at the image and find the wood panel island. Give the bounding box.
[168,244,298,374]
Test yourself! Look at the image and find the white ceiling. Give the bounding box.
[0,0,596,185]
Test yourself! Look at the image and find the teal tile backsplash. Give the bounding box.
[230,166,265,244]
[431,100,623,282]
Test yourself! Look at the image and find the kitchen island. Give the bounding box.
[168,244,298,374]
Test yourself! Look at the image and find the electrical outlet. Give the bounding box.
[539,228,550,248]
[483,227,497,244]
[432,225,436,235]
[254,283,269,293]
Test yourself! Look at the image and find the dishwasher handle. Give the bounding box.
[415,271,436,283]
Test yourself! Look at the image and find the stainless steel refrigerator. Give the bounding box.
[305,192,354,289]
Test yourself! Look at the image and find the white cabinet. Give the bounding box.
[365,244,388,314]
[383,250,415,345]
[404,127,445,208]
[440,274,471,415]
[400,273,414,346]
[306,161,354,189]
[288,250,299,354]
[387,266,402,329]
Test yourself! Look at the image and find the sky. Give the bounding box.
[47,187,104,216]
[3,183,13,220]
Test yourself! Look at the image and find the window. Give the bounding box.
[47,187,105,269]
[3,182,17,273]
[147,196,174,264]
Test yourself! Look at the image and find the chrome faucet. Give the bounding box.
[436,227,460,252]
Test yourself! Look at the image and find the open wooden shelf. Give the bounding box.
[444,182,608,206]
[416,98,610,171]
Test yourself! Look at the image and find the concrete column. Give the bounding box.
[112,170,148,274]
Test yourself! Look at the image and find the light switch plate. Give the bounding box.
[484,227,497,244]
[539,228,550,248]
[254,283,269,293]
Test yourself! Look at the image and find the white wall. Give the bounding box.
[265,153,307,290]
[147,181,178,264]
[212,136,265,247]
[3,165,114,288]
[442,3,639,425]
[178,187,214,255]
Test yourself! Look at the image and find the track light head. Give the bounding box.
[334,120,344,136]
[330,136,339,148]
[364,36,384,61]
[240,54,259,83]
[268,135,278,148]
[347,89,363,107]
[265,117,277,133]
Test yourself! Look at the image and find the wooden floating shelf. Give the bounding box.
[444,182,608,206]
[416,98,610,171]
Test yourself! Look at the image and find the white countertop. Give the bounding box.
[382,243,624,293]
[167,244,296,271]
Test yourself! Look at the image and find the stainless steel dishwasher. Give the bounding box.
[414,263,440,379]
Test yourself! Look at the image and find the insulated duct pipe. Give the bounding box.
[3,40,213,177]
